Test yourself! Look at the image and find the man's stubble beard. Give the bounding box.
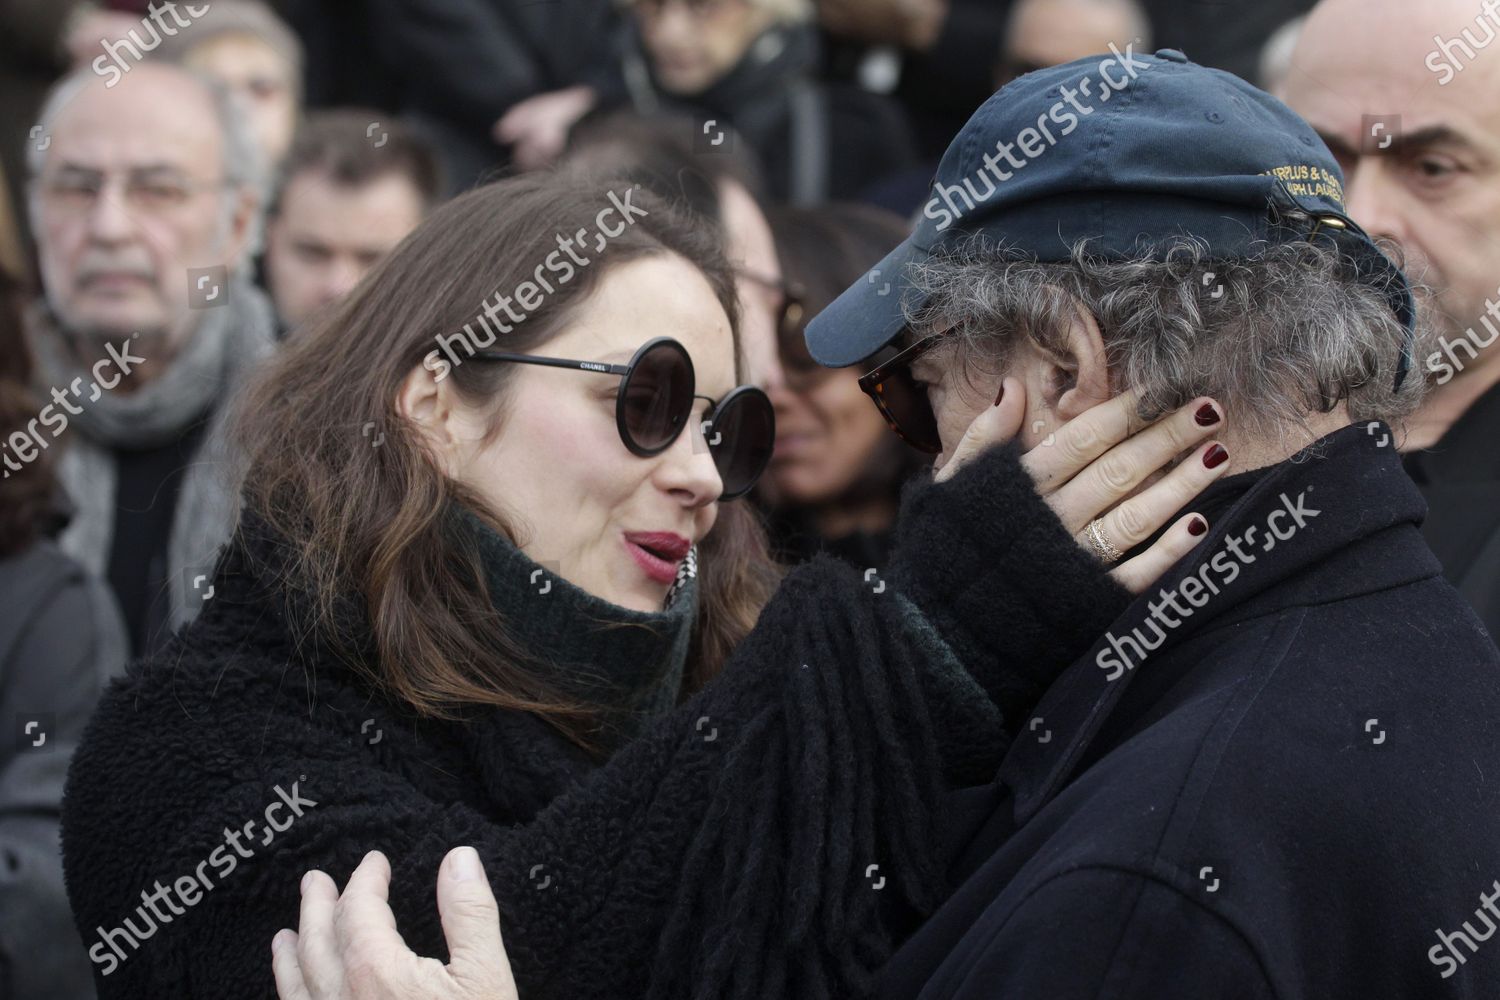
[52,299,189,393]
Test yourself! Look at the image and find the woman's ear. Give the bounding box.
[1052,302,1112,421]
[397,360,458,474]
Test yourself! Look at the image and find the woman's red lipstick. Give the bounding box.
[623,532,690,585]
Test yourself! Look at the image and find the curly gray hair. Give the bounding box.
[903,234,1426,450]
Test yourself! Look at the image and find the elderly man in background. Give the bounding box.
[1284,0,1500,634]
[263,110,441,338]
[25,62,276,658]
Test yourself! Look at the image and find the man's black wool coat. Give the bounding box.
[880,423,1500,999]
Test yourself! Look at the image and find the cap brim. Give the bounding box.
[804,237,932,368]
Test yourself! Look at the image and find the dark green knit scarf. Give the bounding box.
[455,506,699,753]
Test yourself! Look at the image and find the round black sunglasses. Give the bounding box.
[472,336,774,500]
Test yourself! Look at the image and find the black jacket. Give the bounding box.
[879,423,1500,998]
[61,444,1127,998]
[1141,0,1317,87]
[323,0,626,192]
[821,0,1011,163]
[1405,380,1500,638]
[368,0,621,133]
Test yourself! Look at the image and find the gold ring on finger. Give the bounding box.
[1085,517,1124,564]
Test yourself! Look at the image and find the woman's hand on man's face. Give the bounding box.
[272,848,517,1000]
[934,378,1230,595]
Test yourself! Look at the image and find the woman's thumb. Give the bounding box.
[436,847,519,997]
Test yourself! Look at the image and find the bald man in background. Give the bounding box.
[1285,0,1500,635]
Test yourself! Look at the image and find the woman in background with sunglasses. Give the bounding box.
[759,201,929,573]
[62,173,1229,1000]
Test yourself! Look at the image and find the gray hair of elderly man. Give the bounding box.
[903,232,1427,454]
[26,64,268,268]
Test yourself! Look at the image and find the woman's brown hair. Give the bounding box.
[233,172,783,751]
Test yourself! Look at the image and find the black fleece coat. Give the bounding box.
[60,443,1127,999]
[879,424,1500,999]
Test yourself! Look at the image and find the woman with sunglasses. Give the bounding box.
[62,173,1229,999]
[759,202,929,571]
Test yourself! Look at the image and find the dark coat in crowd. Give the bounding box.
[26,283,278,660]
[61,444,1128,998]
[1,537,125,1000]
[1142,0,1316,87]
[622,23,919,205]
[821,0,1011,164]
[1405,380,1500,638]
[879,423,1500,998]
[291,0,625,193]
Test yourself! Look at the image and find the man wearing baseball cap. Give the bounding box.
[804,50,1500,997]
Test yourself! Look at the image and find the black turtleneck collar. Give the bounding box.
[454,506,699,752]
[204,505,700,756]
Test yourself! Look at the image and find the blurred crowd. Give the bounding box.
[12,0,1500,994]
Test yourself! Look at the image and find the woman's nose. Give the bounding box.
[655,418,723,505]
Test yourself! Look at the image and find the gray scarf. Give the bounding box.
[26,280,277,631]
[457,506,700,753]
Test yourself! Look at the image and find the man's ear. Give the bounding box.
[396,361,458,475]
[1052,301,1111,421]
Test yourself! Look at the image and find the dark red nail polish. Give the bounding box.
[1195,403,1220,426]
[1203,444,1229,469]
[994,383,1005,406]
[1188,516,1208,536]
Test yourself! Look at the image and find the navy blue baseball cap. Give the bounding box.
[805,47,1417,389]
